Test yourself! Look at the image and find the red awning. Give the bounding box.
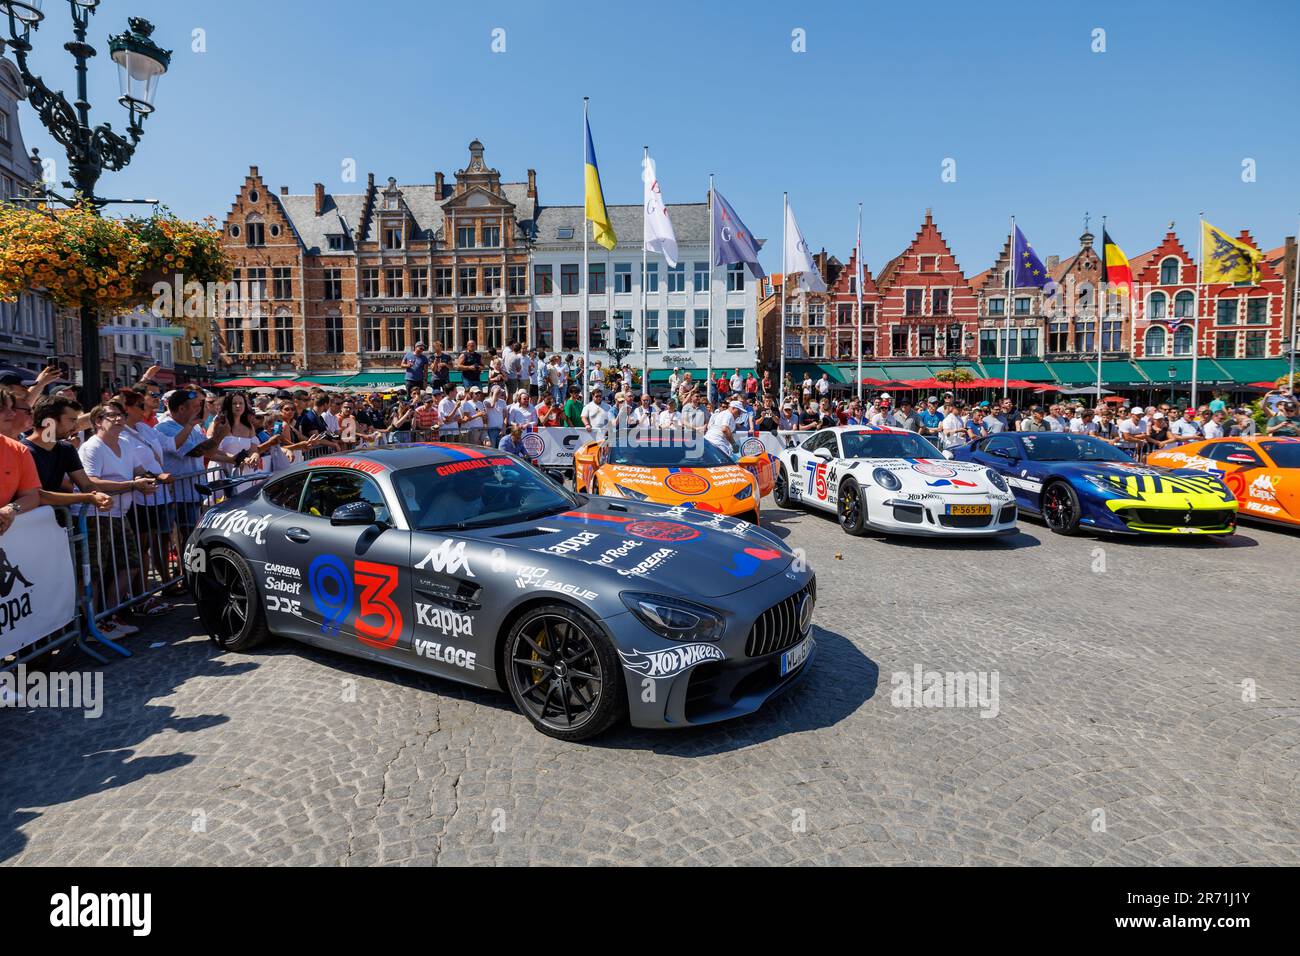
[213,378,270,388]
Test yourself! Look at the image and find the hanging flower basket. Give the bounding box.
[935,367,974,384]
[0,203,231,315]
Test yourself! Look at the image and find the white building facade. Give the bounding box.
[529,201,758,386]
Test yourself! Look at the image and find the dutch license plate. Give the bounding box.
[947,504,991,516]
[781,637,812,676]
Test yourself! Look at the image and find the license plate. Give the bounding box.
[781,637,813,676]
[947,504,991,516]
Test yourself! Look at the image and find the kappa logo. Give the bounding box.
[415,539,475,577]
[1249,474,1277,501]
[0,547,34,637]
[415,602,473,638]
[535,531,601,556]
[618,642,726,679]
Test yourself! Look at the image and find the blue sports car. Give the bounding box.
[950,432,1238,536]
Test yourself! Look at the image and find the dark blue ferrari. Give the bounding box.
[950,432,1238,537]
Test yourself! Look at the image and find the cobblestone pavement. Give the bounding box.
[2,505,1297,866]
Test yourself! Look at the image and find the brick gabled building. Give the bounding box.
[218,140,536,376]
[1196,229,1285,363]
[1130,230,1198,359]
[755,252,840,367]
[826,247,880,362]
[874,210,978,360]
[970,229,1054,365]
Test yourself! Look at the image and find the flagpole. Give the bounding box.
[1003,215,1014,399]
[779,191,788,411]
[707,174,715,405]
[582,97,590,405]
[1291,213,1299,389]
[641,146,650,397]
[855,201,864,404]
[1098,216,1106,404]
[1193,212,1203,409]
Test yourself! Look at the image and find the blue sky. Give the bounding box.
[12,0,1300,273]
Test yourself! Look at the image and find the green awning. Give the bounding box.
[1212,358,1291,385]
[1100,361,1149,385]
[1135,359,1234,386]
[1045,361,1099,385]
[981,360,1055,382]
[340,372,406,388]
[875,364,937,379]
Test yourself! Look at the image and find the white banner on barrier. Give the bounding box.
[0,508,77,659]
[517,427,809,469]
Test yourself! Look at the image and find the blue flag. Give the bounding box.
[712,189,766,278]
[1011,225,1049,288]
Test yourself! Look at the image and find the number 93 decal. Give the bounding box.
[307,555,403,648]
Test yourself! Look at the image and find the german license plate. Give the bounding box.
[781,637,812,676]
[947,504,991,516]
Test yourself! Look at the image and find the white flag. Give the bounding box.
[642,154,678,267]
[784,202,826,293]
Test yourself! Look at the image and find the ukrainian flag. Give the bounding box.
[585,115,616,251]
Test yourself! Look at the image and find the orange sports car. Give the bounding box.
[573,435,775,524]
[1147,437,1300,527]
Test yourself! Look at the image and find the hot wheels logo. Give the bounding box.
[618,642,726,678]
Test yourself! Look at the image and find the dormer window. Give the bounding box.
[327,235,345,251]
[383,225,403,250]
[556,226,574,240]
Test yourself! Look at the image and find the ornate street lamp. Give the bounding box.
[0,0,171,405]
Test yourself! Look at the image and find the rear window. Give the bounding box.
[264,473,307,511]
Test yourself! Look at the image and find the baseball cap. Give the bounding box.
[1152,411,1165,419]
[0,370,34,387]
[880,392,891,400]
[927,395,938,403]
[1131,406,1144,414]
[729,401,744,410]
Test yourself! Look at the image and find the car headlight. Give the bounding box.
[1083,474,1134,498]
[872,467,901,491]
[985,469,1008,493]
[735,481,754,501]
[621,592,725,643]
[615,484,650,500]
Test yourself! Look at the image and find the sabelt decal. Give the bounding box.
[415,539,475,577]
[625,520,700,542]
[264,576,301,595]
[618,642,726,679]
[199,508,271,545]
[413,638,477,670]
[415,602,473,638]
[664,471,711,496]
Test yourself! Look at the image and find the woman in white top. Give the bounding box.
[210,392,268,476]
[78,402,159,637]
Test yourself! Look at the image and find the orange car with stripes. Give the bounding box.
[1147,437,1300,528]
[572,435,774,524]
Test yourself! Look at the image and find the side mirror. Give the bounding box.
[942,450,955,460]
[331,501,378,526]
[814,447,833,461]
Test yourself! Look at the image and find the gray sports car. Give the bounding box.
[183,444,816,741]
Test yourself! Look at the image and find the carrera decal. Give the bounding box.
[618,643,726,679]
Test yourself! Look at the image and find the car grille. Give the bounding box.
[745,579,815,658]
[1122,508,1235,529]
[999,504,1017,523]
[892,503,925,524]
[938,512,994,529]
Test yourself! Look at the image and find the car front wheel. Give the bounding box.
[1041,481,1082,536]
[837,478,867,535]
[773,463,795,509]
[503,604,626,741]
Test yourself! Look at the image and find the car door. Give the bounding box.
[971,435,1037,510]
[1203,441,1267,508]
[793,431,836,512]
[266,468,413,658]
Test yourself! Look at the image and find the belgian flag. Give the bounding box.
[1101,229,1132,296]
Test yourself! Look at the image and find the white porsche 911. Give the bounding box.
[772,426,1018,537]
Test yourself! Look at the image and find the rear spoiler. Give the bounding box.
[196,472,273,498]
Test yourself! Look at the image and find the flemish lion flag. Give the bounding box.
[1101,229,1132,296]
[584,114,616,251]
[1202,220,1262,285]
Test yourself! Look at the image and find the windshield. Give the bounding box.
[393,456,579,531]
[840,431,940,460]
[607,440,734,467]
[1261,440,1300,468]
[1019,433,1134,463]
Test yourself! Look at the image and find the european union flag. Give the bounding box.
[712,189,765,278]
[1011,225,1049,288]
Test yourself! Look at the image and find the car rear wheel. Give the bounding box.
[503,604,626,741]
[773,463,795,509]
[837,478,867,536]
[196,547,271,651]
[1041,481,1082,536]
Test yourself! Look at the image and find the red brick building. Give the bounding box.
[218,140,536,376]
[874,210,979,360]
[826,247,880,362]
